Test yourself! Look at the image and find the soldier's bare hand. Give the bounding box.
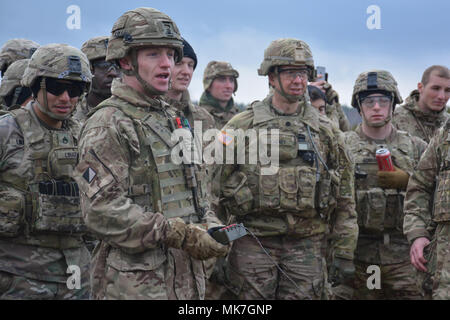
[410,237,430,272]
[309,80,327,93]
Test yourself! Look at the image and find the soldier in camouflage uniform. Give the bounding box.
[74,7,227,300]
[403,119,450,300]
[163,38,221,300]
[199,61,241,129]
[393,65,450,143]
[0,44,92,299]
[0,59,33,111]
[215,38,358,300]
[344,70,427,300]
[73,36,120,124]
[0,39,40,109]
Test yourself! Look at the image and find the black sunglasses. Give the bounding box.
[45,78,85,98]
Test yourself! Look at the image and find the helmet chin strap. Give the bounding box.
[359,99,393,128]
[35,77,73,121]
[123,49,166,97]
[273,68,303,103]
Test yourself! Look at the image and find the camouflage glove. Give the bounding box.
[377,166,410,190]
[183,224,229,260]
[165,218,187,249]
[323,82,339,104]
[329,257,355,287]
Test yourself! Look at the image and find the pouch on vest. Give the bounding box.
[433,169,450,222]
[260,171,280,210]
[296,166,317,212]
[278,132,298,161]
[279,167,297,210]
[47,147,79,179]
[30,190,87,234]
[356,188,386,232]
[222,171,254,216]
[0,184,26,237]
[384,189,404,230]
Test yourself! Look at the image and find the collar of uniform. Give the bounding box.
[163,90,196,115]
[355,123,398,144]
[199,91,235,113]
[404,89,448,123]
[111,78,164,110]
[253,94,320,132]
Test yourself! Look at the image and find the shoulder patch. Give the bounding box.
[218,131,234,146]
[83,167,97,183]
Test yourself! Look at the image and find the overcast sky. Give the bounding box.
[1,0,448,106]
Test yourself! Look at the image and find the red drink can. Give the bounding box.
[376,148,394,171]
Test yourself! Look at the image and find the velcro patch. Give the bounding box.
[83,167,97,184]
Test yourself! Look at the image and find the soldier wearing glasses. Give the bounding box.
[0,44,92,299]
[73,36,120,124]
[344,70,427,299]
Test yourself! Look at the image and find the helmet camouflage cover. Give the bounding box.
[258,38,315,81]
[0,38,40,75]
[81,36,110,62]
[203,61,239,92]
[21,43,92,89]
[106,7,183,63]
[351,70,403,109]
[0,59,29,97]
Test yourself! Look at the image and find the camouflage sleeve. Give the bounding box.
[75,107,170,254]
[0,114,23,171]
[328,129,358,260]
[213,110,254,221]
[403,130,443,243]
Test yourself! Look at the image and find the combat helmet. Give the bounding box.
[106,7,183,96]
[203,61,239,93]
[21,43,92,120]
[351,70,402,111]
[258,38,315,81]
[0,38,40,76]
[81,36,110,62]
[0,59,31,109]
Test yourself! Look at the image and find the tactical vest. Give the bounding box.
[0,107,86,238]
[221,100,339,237]
[95,98,207,224]
[434,128,450,222]
[350,131,416,234]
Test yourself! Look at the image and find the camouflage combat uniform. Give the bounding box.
[75,8,227,300]
[393,90,449,143]
[404,119,450,300]
[0,44,92,300]
[345,126,426,299]
[199,61,241,130]
[217,91,357,299]
[346,70,426,300]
